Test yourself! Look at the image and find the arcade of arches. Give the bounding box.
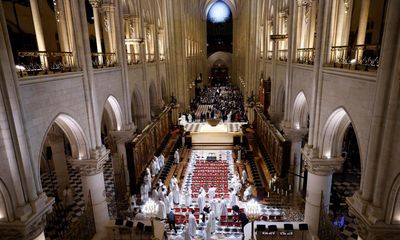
[0,0,400,240]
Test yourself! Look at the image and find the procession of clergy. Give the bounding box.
[134,148,255,239]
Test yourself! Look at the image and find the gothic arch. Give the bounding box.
[386,173,400,224]
[102,95,124,132]
[319,107,360,160]
[276,83,286,114]
[203,0,238,19]
[131,89,145,128]
[292,91,309,129]
[0,178,14,222]
[39,114,90,162]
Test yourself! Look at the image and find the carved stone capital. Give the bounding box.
[283,127,308,142]
[303,156,344,176]
[109,129,135,144]
[70,148,110,176]
[0,196,53,239]
[89,0,102,8]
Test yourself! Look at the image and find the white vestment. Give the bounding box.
[185,189,192,207]
[244,186,253,201]
[188,114,192,123]
[168,192,174,209]
[157,200,166,219]
[229,190,237,207]
[198,195,205,213]
[242,169,248,184]
[188,213,197,237]
[174,150,180,164]
[208,211,216,233]
[173,184,180,205]
[207,187,216,201]
[219,199,228,217]
[140,183,149,202]
[184,223,191,240]
[158,154,165,169]
[205,220,212,240]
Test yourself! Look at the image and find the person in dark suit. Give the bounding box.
[233,206,249,233]
[167,209,177,233]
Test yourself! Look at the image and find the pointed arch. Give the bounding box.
[0,178,14,222]
[131,89,145,128]
[320,108,361,159]
[40,114,90,161]
[102,95,124,131]
[292,91,309,129]
[276,83,286,114]
[203,0,238,19]
[386,173,400,224]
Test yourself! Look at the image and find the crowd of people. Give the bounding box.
[184,84,247,123]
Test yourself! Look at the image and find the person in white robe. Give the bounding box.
[188,211,197,238]
[198,193,205,214]
[184,222,191,240]
[243,185,253,201]
[172,183,180,205]
[170,176,178,190]
[140,183,149,203]
[164,195,171,215]
[152,189,159,201]
[151,159,159,176]
[242,169,248,184]
[208,210,216,233]
[168,191,174,209]
[207,186,217,202]
[174,149,180,164]
[199,187,206,198]
[157,200,166,220]
[144,168,152,190]
[210,199,218,218]
[188,114,192,123]
[205,219,211,240]
[229,188,237,207]
[158,154,165,169]
[219,198,228,217]
[184,188,192,207]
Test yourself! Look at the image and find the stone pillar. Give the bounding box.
[71,148,110,235]
[284,128,308,193]
[109,129,135,195]
[30,0,47,67]
[302,150,344,237]
[48,131,69,197]
[90,0,103,64]
[355,0,371,61]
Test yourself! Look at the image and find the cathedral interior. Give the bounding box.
[0,0,399,239]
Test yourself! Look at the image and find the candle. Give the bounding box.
[277,188,279,194]
[289,185,292,191]
[285,190,288,196]
[267,192,270,198]
[273,186,276,192]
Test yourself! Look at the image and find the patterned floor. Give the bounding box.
[41,156,117,235]
[331,166,361,240]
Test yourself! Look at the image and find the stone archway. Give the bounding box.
[101,95,124,142]
[292,91,309,130]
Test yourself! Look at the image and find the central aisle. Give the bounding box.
[183,150,234,200]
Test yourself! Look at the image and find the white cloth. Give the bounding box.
[242,169,248,184]
[164,196,171,213]
[174,150,180,164]
[219,199,228,217]
[244,186,253,201]
[188,114,192,123]
[152,189,159,201]
[140,183,149,202]
[205,219,212,240]
[207,187,216,201]
[210,199,218,217]
[158,200,166,219]
[158,154,165,169]
[184,223,191,240]
[208,211,216,233]
[168,192,174,209]
[170,176,178,190]
[198,195,205,214]
[185,189,192,207]
[173,184,180,205]
[188,213,197,237]
[144,173,151,191]
[229,190,237,207]
[151,159,159,176]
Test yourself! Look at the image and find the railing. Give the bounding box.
[330,44,380,71]
[297,48,315,65]
[266,50,273,60]
[126,52,141,65]
[146,53,156,63]
[277,49,288,62]
[91,52,117,68]
[16,51,74,77]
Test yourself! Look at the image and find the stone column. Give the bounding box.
[355,0,371,61]
[30,0,47,67]
[284,128,308,193]
[90,0,103,65]
[302,152,344,237]
[48,131,69,197]
[109,129,135,195]
[71,148,110,235]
